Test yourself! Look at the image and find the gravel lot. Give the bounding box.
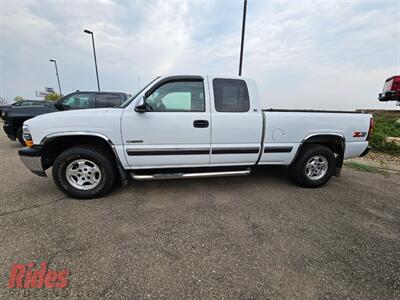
[0,130,399,299]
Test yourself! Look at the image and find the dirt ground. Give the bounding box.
[350,151,400,172]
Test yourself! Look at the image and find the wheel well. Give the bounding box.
[295,134,346,171]
[41,135,116,169]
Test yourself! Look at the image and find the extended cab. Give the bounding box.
[2,91,128,145]
[18,75,373,199]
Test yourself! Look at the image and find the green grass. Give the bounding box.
[344,161,388,175]
[369,112,400,155]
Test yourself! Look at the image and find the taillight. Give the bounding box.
[366,117,374,141]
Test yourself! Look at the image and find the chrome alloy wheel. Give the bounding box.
[305,155,328,181]
[65,159,101,190]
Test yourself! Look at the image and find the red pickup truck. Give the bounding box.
[379,75,400,102]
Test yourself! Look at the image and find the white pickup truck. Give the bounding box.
[19,75,373,199]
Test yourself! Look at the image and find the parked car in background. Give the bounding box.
[18,74,373,199]
[379,75,400,102]
[0,100,51,117]
[13,100,51,107]
[2,91,128,145]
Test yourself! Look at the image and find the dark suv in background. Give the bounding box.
[2,91,128,145]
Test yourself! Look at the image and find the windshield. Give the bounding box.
[120,77,160,108]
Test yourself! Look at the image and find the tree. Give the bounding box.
[14,96,25,102]
[45,92,61,101]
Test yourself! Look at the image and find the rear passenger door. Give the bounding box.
[95,93,124,108]
[209,76,263,166]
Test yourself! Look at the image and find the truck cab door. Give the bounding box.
[209,76,263,166]
[121,76,211,169]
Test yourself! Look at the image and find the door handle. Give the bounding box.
[193,120,209,128]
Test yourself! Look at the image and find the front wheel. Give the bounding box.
[52,146,116,199]
[289,144,336,188]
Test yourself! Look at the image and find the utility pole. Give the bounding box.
[49,59,62,96]
[238,0,247,76]
[84,29,101,91]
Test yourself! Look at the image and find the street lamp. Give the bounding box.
[83,29,100,91]
[49,59,62,96]
[238,0,247,76]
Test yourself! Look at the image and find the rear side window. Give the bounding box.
[213,78,250,112]
[95,93,122,108]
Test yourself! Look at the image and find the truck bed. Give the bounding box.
[259,109,371,165]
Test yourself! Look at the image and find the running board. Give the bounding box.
[130,168,251,181]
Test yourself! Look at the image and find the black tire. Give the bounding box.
[289,144,336,188]
[52,146,116,199]
[16,127,26,146]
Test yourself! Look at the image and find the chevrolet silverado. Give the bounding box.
[18,75,373,199]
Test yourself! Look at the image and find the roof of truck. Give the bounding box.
[159,74,252,80]
[385,75,400,81]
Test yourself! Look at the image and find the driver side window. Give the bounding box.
[145,81,205,112]
[61,93,90,109]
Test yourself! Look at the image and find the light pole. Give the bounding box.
[238,0,247,76]
[49,59,62,96]
[84,29,100,91]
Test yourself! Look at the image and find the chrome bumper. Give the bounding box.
[18,147,46,177]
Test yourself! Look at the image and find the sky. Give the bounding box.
[0,0,399,110]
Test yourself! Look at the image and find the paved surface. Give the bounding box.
[0,130,399,299]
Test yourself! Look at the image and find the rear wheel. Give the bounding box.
[52,146,116,199]
[289,144,336,188]
[16,127,26,146]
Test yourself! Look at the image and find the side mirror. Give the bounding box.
[134,96,147,113]
[54,102,64,110]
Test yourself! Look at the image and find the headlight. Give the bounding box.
[22,125,33,147]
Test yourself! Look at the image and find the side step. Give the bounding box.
[130,168,251,181]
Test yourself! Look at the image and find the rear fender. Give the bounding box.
[292,133,346,177]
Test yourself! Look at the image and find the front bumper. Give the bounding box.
[3,123,16,141]
[18,146,46,177]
